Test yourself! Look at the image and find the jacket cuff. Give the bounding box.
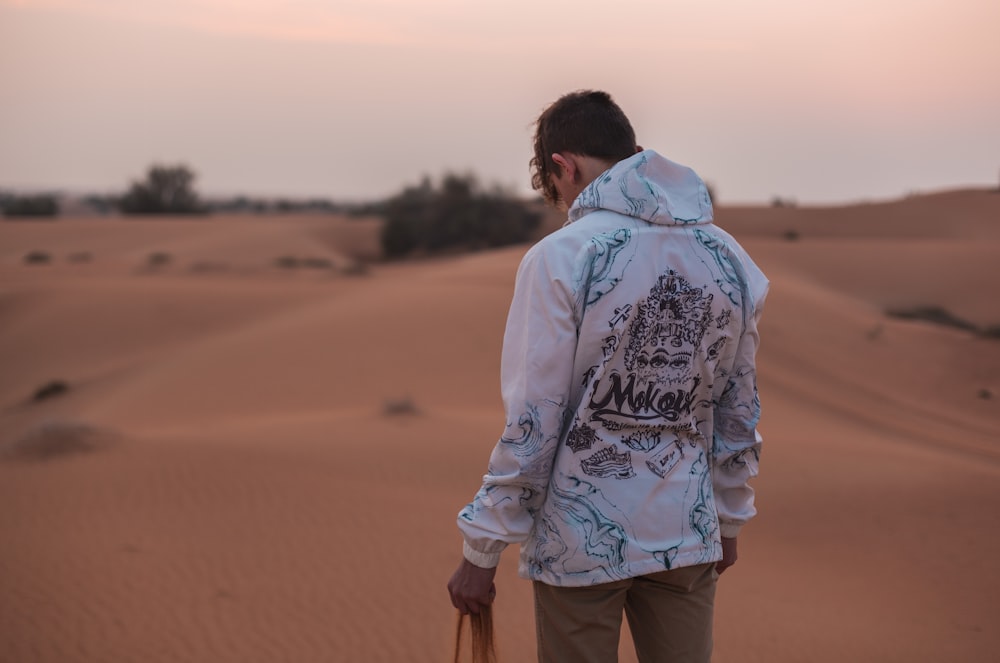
[720,522,743,538]
[463,541,503,569]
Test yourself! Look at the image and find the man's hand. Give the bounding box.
[448,558,498,615]
[716,536,738,575]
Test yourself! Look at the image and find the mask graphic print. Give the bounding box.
[626,270,713,386]
[588,271,714,432]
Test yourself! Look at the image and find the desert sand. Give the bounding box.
[1,191,999,662]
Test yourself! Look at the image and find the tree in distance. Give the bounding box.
[381,173,541,258]
[120,164,204,215]
[2,193,59,218]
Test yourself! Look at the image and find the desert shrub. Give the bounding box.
[301,257,334,269]
[2,194,59,218]
[208,195,340,214]
[210,196,272,213]
[380,174,541,258]
[887,309,1000,340]
[23,250,52,265]
[303,198,340,213]
[886,306,978,333]
[346,199,388,218]
[120,164,205,215]
[33,380,70,402]
[83,194,117,215]
[980,325,1000,339]
[2,419,111,461]
[210,195,254,213]
[271,198,340,213]
[147,252,172,267]
[383,397,418,416]
[274,256,334,270]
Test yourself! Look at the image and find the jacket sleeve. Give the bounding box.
[712,266,768,539]
[457,243,578,568]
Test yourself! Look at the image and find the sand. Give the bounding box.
[1,193,998,662]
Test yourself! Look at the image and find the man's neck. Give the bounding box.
[576,156,618,189]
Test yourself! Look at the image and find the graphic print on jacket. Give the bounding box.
[534,251,742,581]
[458,150,767,587]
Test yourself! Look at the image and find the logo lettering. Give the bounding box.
[588,372,700,425]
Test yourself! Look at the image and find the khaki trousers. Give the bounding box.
[533,563,717,663]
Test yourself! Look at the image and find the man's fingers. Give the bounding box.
[448,558,498,615]
[448,586,492,614]
[449,591,469,615]
[717,537,738,576]
[454,597,485,615]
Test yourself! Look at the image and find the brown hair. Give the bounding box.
[454,607,497,663]
[530,90,637,205]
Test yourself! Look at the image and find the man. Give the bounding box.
[448,90,768,662]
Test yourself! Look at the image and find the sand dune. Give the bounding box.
[715,188,1000,241]
[1,192,998,662]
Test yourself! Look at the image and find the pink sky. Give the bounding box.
[2,0,998,203]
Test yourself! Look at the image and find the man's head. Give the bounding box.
[530,90,638,206]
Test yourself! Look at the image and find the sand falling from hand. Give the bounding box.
[454,606,497,663]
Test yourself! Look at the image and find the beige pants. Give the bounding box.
[533,563,717,663]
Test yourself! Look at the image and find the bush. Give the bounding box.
[980,324,1000,339]
[3,194,59,218]
[33,381,70,402]
[383,397,418,416]
[2,419,111,461]
[301,257,333,269]
[147,252,172,268]
[120,164,204,215]
[380,174,541,258]
[274,256,335,270]
[23,250,52,265]
[885,306,1000,339]
[83,195,117,215]
[886,306,978,333]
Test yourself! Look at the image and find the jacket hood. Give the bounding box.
[567,150,713,226]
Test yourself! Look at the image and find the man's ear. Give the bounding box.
[551,153,577,182]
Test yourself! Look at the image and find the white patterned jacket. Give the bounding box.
[458,150,769,587]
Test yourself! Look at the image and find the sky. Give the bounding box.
[1,0,998,205]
